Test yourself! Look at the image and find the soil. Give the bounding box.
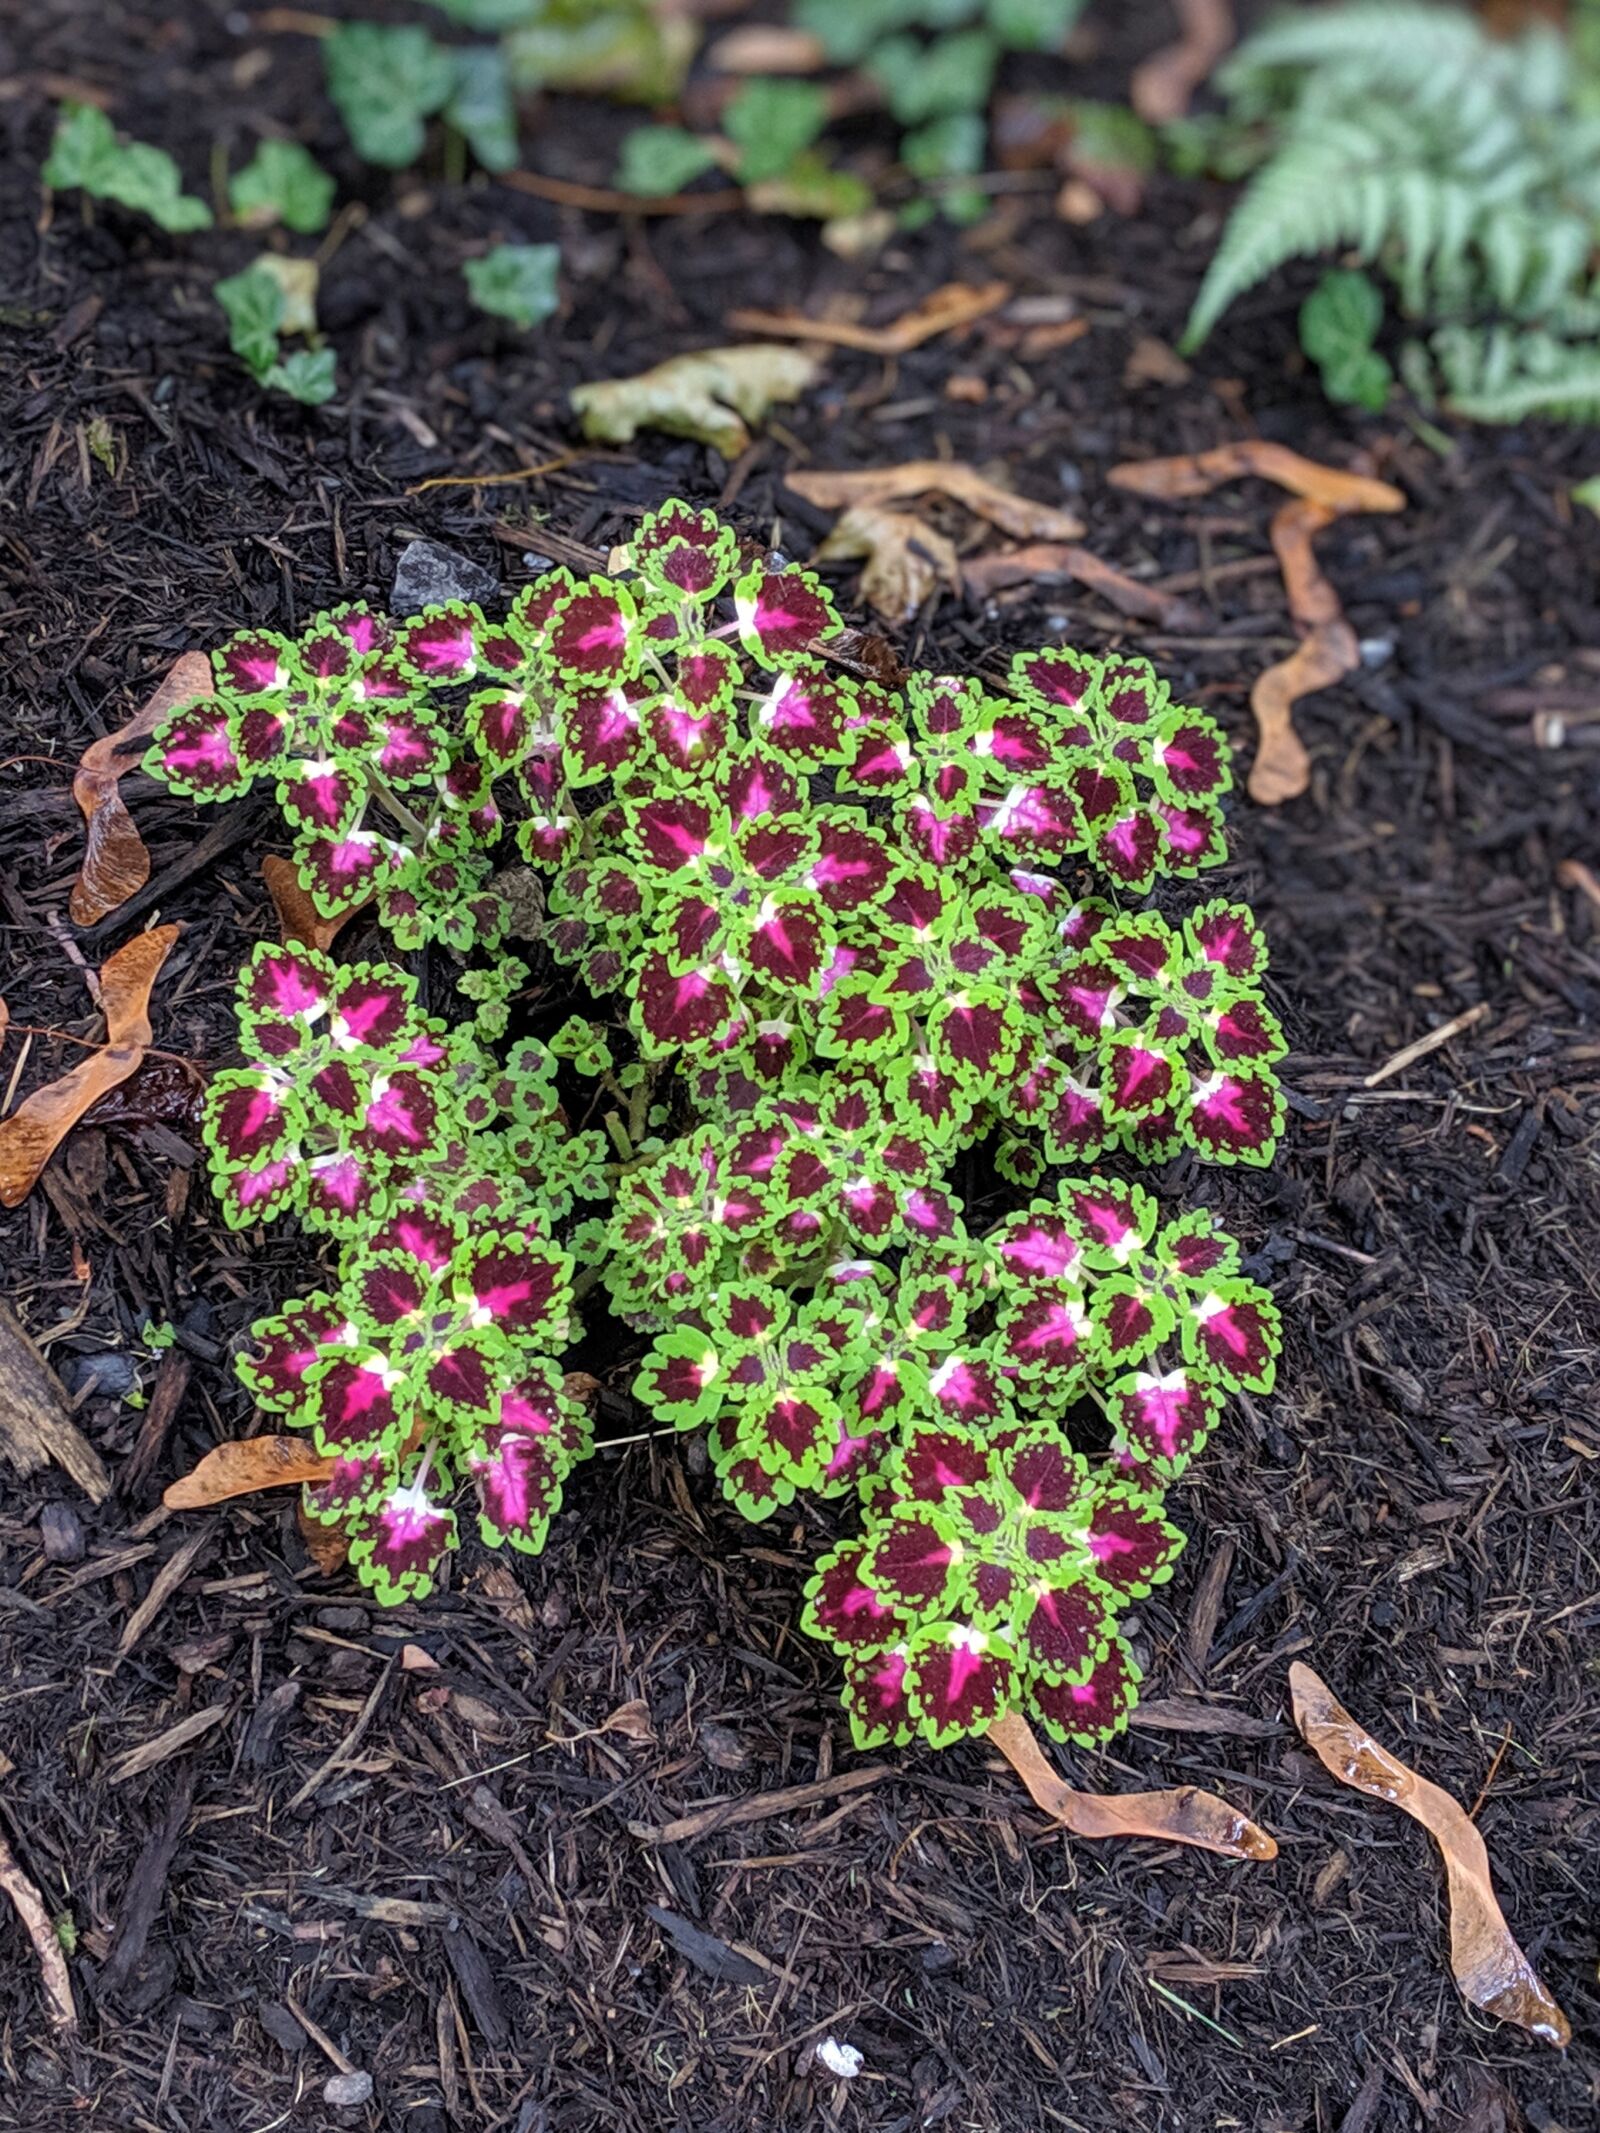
[2,6,1599,2132]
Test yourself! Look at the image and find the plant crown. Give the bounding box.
[148,500,1284,1751]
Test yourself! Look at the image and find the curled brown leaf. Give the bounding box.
[787,462,1085,543]
[1107,442,1405,516]
[815,504,960,624]
[1246,498,1354,804]
[1131,0,1237,124]
[730,281,1011,356]
[69,653,213,927]
[962,542,1202,626]
[1290,1663,1570,2047]
[0,924,181,1208]
[987,1709,1278,1862]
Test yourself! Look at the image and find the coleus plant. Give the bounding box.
[150,498,1285,1766]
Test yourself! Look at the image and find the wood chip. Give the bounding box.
[106,1701,231,1785]
[117,1524,215,1659]
[629,1764,890,1846]
[0,1830,76,2030]
[0,1299,111,1503]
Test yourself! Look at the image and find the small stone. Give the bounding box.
[323,2070,374,2108]
[64,1352,138,1400]
[39,1503,85,1564]
[316,1606,367,1632]
[391,538,499,616]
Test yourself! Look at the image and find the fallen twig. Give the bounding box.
[0,1831,76,2031]
[730,281,1010,355]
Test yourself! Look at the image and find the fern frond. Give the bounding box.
[1431,323,1600,423]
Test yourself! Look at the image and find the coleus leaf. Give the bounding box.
[1185,1279,1281,1394]
[1080,1479,1185,1598]
[902,1622,1018,1749]
[841,1643,915,1751]
[1031,1635,1142,1748]
[347,1480,458,1604]
[735,561,838,667]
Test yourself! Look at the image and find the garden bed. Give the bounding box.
[1,5,1597,2128]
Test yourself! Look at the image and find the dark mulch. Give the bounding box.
[2,7,1599,2131]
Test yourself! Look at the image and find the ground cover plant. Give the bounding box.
[1183,1,1600,422]
[148,500,1283,1757]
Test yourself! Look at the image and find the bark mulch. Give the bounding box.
[1,7,1598,2130]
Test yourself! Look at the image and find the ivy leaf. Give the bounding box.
[215,264,285,378]
[465,242,561,328]
[264,349,338,406]
[446,44,520,173]
[323,23,456,168]
[1300,268,1393,413]
[571,345,822,458]
[869,30,997,125]
[228,139,335,233]
[987,0,1087,49]
[43,103,213,231]
[616,123,720,197]
[723,77,830,186]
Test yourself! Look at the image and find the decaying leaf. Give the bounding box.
[1131,0,1236,124]
[707,25,827,74]
[0,924,180,1208]
[729,281,1010,356]
[816,504,960,623]
[1107,443,1404,801]
[69,653,212,926]
[987,1709,1278,1862]
[787,462,1085,543]
[1107,442,1404,516]
[163,1433,337,1509]
[962,541,1201,626]
[571,345,822,458]
[261,854,357,951]
[1290,1663,1570,2048]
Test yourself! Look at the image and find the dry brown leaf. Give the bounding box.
[987,1710,1278,1861]
[788,462,1085,542]
[962,541,1199,626]
[1108,441,1405,516]
[1290,1663,1570,2047]
[816,504,960,624]
[69,653,212,927]
[296,1501,351,1577]
[0,1831,76,2032]
[164,1433,336,1509]
[1243,498,1353,804]
[261,855,357,952]
[0,924,180,1208]
[1131,0,1237,124]
[730,280,1010,355]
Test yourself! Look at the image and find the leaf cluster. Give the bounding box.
[1183,2,1600,424]
[149,502,1285,1749]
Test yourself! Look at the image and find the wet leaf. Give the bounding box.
[815,504,960,623]
[1130,0,1236,125]
[1290,1662,1570,2048]
[164,1433,335,1509]
[730,280,1010,354]
[787,460,1085,542]
[0,925,181,1208]
[987,1709,1278,1861]
[70,652,213,925]
[572,345,822,458]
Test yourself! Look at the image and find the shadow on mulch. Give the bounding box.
[1,5,1598,2130]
